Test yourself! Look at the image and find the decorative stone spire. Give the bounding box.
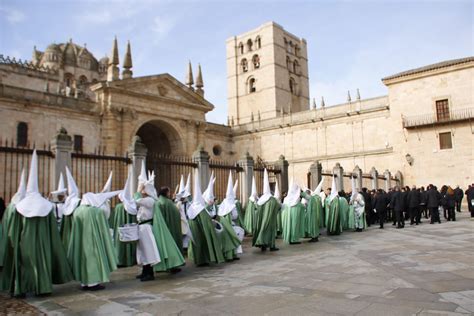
[347,90,351,102]
[356,88,361,100]
[312,98,317,109]
[195,63,204,97]
[122,40,133,79]
[321,96,325,108]
[185,61,194,88]
[107,36,120,81]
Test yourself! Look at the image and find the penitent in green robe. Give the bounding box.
[347,205,356,230]
[188,210,225,266]
[68,205,117,285]
[0,204,16,268]
[60,214,73,251]
[327,198,342,235]
[218,213,241,260]
[235,201,244,228]
[281,200,306,244]
[243,200,257,235]
[151,203,185,272]
[339,197,350,231]
[0,221,3,267]
[155,195,183,252]
[252,197,280,249]
[302,192,322,239]
[112,203,137,267]
[1,208,73,296]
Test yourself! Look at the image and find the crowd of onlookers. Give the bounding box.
[334,183,474,229]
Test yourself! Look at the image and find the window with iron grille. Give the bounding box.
[439,132,452,150]
[436,99,450,121]
[17,122,28,147]
[74,135,83,152]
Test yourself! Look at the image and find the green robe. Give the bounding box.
[281,201,306,244]
[302,192,322,238]
[252,197,280,248]
[59,214,73,250]
[339,197,350,230]
[0,221,3,267]
[0,204,16,268]
[243,200,257,235]
[327,198,342,235]
[151,203,185,272]
[235,201,244,228]
[188,210,225,265]
[112,203,137,267]
[218,214,241,260]
[155,196,183,252]
[1,208,73,296]
[68,205,117,285]
[347,205,356,230]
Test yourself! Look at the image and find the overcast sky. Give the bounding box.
[0,0,472,124]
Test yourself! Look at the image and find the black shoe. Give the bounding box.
[233,257,240,261]
[270,247,279,251]
[289,241,301,245]
[140,275,155,282]
[392,223,396,226]
[169,268,182,274]
[430,222,434,224]
[88,284,106,291]
[308,237,319,243]
[379,226,384,229]
[12,293,26,298]
[197,263,210,267]
[261,246,267,252]
[136,274,144,279]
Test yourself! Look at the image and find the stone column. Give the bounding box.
[238,152,254,205]
[395,170,403,188]
[128,136,147,192]
[370,167,379,190]
[50,127,73,190]
[333,163,344,192]
[353,165,362,190]
[192,145,210,192]
[309,161,322,189]
[276,155,289,195]
[384,170,392,191]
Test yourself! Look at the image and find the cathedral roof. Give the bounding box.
[383,56,474,82]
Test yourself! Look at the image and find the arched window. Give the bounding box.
[248,77,256,93]
[64,73,74,87]
[247,39,253,52]
[252,54,260,69]
[78,75,88,86]
[288,41,293,54]
[17,122,28,147]
[241,58,248,72]
[255,36,261,49]
[286,56,291,70]
[238,42,244,55]
[293,60,299,74]
[289,78,297,95]
[294,44,299,57]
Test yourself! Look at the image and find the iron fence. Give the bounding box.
[209,159,242,201]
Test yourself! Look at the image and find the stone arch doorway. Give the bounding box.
[135,119,184,156]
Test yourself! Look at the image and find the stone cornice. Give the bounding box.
[284,147,394,164]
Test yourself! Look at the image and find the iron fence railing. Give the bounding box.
[402,107,474,128]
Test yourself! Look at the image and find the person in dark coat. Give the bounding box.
[401,187,409,223]
[466,185,474,218]
[440,185,448,219]
[427,184,441,224]
[407,185,421,225]
[453,186,463,213]
[445,186,456,221]
[361,188,372,227]
[390,186,404,228]
[419,186,428,219]
[373,189,389,229]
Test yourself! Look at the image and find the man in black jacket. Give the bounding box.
[407,186,421,225]
[466,185,474,217]
[373,189,389,229]
[390,186,404,228]
[427,184,441,224]
[419,186,428,219]
[453,185,463,213]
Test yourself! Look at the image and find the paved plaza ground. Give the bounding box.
[4,212,474,315]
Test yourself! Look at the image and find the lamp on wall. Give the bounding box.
[405,153,414,166]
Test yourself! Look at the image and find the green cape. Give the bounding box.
[112,203,137,267]
[302,192,322,238]
[281,201,306,244]
[252,197,280,248]
[243,200,257,235]
[188,210,225,265]
[339,197,350,230]
[218,214,241,260]
[327,198,342,235]
[155,195,183,252]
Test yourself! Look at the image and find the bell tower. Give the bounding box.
[226,21,309,125]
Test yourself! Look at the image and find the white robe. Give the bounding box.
[176,200,193,248]
[136,197,161,266]
[352,193,365,229]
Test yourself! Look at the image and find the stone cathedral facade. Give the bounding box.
[0,21,472,192]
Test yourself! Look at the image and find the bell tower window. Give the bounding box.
[252,54,260,69]
[241,58,248,72]
[248,77,256,93]
[247,39,253,52]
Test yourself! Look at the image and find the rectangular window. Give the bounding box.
[16,122,28,147]
[436,99,450,121]
[74,135,83,152]
[439,132,452,150]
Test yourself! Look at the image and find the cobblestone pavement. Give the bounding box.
[0,293,44,315]
[5,213,474,315]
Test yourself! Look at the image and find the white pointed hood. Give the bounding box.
[283,178,301,207]
[118,169,137,215]
[175,174,185,199]
[233,179,239,198]
[202,172,215,204]
[187,169,206,220]
[16,150,53,217]
[257,168,272,206]
[80,190,122,208]
[312,177,324,196]
[183,173,191,198]
[273,179,281,202]
[218,171,237,216]
[249,176,258,202]
[101,171,113,193]
[329,175,338,202]
[10,168,27,205]
[63,166,81,216]
[143,170,157,200]
[350,176,358,202]
[51,172,67,195]
[138,160,147,187]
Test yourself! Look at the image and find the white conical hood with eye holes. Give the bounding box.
[51,172,67,195]
[16,150,53,217]
[175,174,185,199]
[142,170,157,200]
[118,168,137,215]
[249,176,258,202]
[183,173,191,198]
[350,176,357,202]
[218,171,237,216]
[273,179,281,202]
[187,168,206,220]
[283,178,301,207]
[312,177,325,196]
[138,160,147,188]
[257,169,272,206]
[202,172,215,204]
[233,179,239,198]
[329,175,338,202]
[101,171,113,193]
[11,168,27,205]
[63,166,81,216]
